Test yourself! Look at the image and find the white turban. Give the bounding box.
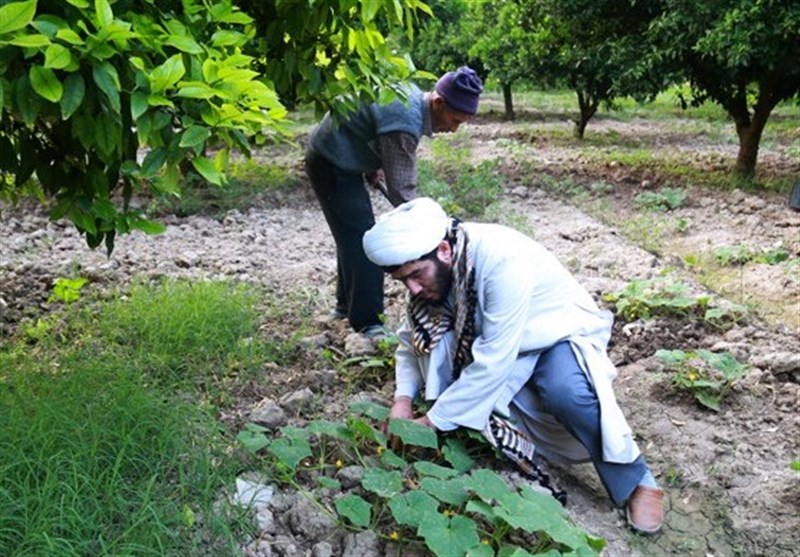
[363,197,450,267]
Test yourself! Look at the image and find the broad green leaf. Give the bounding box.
[165,35,203,54]
[29,66,62,102]
[306,419,353,441]
[380,449,407,469]
[55,28,83,44]
[497,546,539,557]
[268,436,311,470]
[361,0,381,22]
[465,499,499,524]
[388,490,440,528]
[95,0,113,28]
[93,63,120,113]
[0,0,36,35]
[466,469,511,502]
[150,54,185,93]
[348,400,390,421]
[131,219,167,234]
[131,91,148,121]
[94,112,119,159]
[335,494,371,528]
[419,514,480,557]
[179,125,210,149]
[44,44,72,69]
[388,419,438,449]
[501,486,589,550]
[466,543,495,557]
[414,461,460,480]
[443,438,475,473]
[65,0,90,8]
[146,94,174,108]
[236,424,270,453]
[154,163,181,196]
[176,81,219,100]
[191,156,222,186]
[141,147,167,178]
[210,29,247,47]
[7,34,50,47]
[32,15,68,38]
[361,468,403,498]
[420,476,470,506]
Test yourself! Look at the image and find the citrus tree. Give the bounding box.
[0,0,428,252]
[645,0,800,177]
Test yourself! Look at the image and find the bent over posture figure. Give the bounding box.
[305,67,483,336]
[362,197,665,534]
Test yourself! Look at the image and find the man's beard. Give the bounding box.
[426,257,453,306]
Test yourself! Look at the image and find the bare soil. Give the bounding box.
[1,111,798,556]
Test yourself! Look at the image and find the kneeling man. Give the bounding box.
[362,197,664,534]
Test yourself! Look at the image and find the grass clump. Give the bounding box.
[0,279,283,556]
[419,137,503,218]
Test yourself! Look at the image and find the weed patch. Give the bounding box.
[238,401,605,557]
[0,279,284,556]
[657,349,748,411]
[604,276,745,326]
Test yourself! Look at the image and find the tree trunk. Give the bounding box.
[502,83,515,121]
[574,90,597,139]
[732,80,782,178]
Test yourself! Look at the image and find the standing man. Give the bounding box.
[362,198,665,534]
[305,67,483,337]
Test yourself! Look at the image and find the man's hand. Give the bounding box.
[389,396,414,421]
[413,415,435,429]
[366,168,386,188]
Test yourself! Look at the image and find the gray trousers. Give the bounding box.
[519,341,649,506]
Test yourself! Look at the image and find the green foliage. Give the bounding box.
[239,401,604,557]
[0,0,289,252]
[48,276,88,303]
[419,138,503,218]
[407,0,478,78]
[604,277,745,325]
[644,0,800,176]
[713,244,791,267]
[791,461,800,473]
[0,0,429,251]
[236,0,431,115]
[634,187,687,212]
[0,279,278,555]
[657,349,748,411]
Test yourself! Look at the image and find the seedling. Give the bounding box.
[657,349,748,411]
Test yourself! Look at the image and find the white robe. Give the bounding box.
[393,223,640,464]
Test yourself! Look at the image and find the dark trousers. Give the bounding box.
[529,342,648,506]
[305,151,384,331]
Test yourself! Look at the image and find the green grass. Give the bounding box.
[0,279,289,556]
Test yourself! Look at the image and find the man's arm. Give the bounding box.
[426,255,537,431]
[378,132,419,206]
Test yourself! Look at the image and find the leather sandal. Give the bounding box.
[626,485,664,534]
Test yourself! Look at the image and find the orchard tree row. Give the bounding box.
[1,0,798,251]
[411,0,800,176]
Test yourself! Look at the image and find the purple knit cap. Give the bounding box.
[435,66,484,115]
